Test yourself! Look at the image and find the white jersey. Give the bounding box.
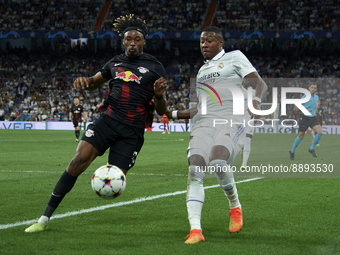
[194,50,256,123]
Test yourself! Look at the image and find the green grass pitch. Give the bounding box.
[0,130,339,255]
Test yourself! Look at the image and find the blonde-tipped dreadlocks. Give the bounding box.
[113,14,148,37]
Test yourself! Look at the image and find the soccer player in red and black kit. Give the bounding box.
[162,114,170,134]
[25,14,168,232]
[69,96,85,142]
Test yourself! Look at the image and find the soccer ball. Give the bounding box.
[91,165,126,199]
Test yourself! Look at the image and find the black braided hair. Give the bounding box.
[113,14,147,37]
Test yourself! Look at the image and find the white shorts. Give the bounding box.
[187,121,245,165]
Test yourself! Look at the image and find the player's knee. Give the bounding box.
[209,159,234,191]
[188,165,204,185]
[68,146,97,176]
[299,134,304,139]
[188,154,206,168]
[209,145,230,162]
[317,131,323,136]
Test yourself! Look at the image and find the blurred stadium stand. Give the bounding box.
[0,0,339,125]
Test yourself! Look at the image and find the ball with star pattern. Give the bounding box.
[91,165,126,199]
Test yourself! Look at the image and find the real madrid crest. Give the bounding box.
[217,62,224,70]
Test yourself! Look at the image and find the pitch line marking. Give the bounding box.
[0,177,263,230]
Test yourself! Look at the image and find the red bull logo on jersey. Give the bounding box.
[115,71,142,84]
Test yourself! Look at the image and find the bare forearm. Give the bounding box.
[174,106,198,119]
[253,77,267,101]
[153,77,168,115]
[85,75,107,91]
[154,95,167,115]
[74,72,108,91]
[245,72,268,101]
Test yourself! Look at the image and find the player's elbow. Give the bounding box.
[261,80,268,94]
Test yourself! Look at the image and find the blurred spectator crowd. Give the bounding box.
[102,0,208,32]
[214,0,340,31]
[0,39,339,126]
[2,0,339,32]
[0,42,49,122]
[0,0,100,31]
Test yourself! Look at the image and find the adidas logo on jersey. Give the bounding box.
[197,71,220,82]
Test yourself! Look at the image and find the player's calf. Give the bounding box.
[67,141,100,176]
[186,165,205,232]
[210,160,240,208]
[210,160,243,233]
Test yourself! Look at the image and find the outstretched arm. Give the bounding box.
[243,71,268,118]
[244,71,267,101]
[73,72,108,91]
[165,106,198,120]
[154,77,168,115]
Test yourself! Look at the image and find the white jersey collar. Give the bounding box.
[204,49,225,63]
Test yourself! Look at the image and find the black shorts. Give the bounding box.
[298,115,320,132]
[81,114,144,171]
[73,121,81,128]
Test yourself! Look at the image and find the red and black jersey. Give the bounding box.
[70,104,84,122]
[100,53,165,129]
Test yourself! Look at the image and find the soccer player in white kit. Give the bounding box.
[166,26,267,244]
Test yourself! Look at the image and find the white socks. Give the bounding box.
[38,215,49,225]
[311,130,315,138]
[224,185,241,209]
[243,137,251,165]
[186,159,242,231]
[186,165,205,230]
[210,159,241,209]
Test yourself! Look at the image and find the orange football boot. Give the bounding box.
[229,207,243,233]
[184,229,205,244]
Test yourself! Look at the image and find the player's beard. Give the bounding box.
[126,47,142,58]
